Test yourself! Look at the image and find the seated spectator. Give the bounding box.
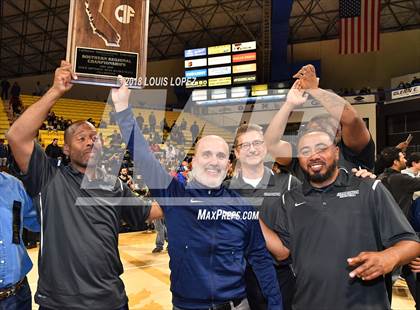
[47,111,56,126]
[412,77,420,86]
[359,87,369,95]
[150,143,161,153]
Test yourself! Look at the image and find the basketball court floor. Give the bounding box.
[26,231,415,310]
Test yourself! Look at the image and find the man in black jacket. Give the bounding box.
[378,147,420,309]
[45,138,62,161]
[378,147,420,218]
[225,124,299,310]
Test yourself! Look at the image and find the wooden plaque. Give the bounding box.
[66,0,149,88]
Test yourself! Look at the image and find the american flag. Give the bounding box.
[339,0,381,54]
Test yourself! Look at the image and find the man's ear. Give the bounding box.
[63,144,70,156]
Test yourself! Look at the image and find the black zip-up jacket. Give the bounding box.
[378,168,420,217]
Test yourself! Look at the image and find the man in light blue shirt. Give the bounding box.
[0,171,39,310]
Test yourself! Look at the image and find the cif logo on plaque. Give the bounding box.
[85,0,137,47]
[115,5,135,24]
[67,0,148,87]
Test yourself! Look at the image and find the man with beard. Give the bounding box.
[6,61,162,310]
[225,123,299,310]
[112,77,282,310]
[265,65,375,181]
[119,167,135,191]
[262,127,420,310]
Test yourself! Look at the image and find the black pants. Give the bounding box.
[245,264,295,310]
[0,278,31,310]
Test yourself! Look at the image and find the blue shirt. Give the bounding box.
[115,108,282,310]
[0,172,40,288]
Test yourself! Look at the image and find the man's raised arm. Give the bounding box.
[111,78,173,194]
[295,65,371,153]
[6,61,75,173]
[264,80,308,165]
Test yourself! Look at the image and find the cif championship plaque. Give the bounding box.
[66,0,149,87]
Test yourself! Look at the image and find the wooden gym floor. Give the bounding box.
[26,231,416,310]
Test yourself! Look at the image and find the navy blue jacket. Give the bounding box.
[115,108,282,309]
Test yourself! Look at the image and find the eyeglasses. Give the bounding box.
[298,144,334,157]
[236,140,265,151]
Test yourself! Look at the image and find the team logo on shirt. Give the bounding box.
[336,190,359,198]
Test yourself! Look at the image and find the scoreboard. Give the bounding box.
[184,41,257,89]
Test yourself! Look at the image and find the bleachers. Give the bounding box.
[21,95,233,152]
[21,95,106,125]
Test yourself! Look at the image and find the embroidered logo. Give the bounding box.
[336,190,359,198]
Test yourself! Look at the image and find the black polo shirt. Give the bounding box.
[225,167,300,227]
[264,169,418,310]
[288,137,376,181]
[225,167,300,265]
[19,143,151,310]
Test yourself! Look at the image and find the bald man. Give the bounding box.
[112,80,282,310]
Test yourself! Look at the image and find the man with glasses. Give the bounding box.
[262,127,420,310]
[225,124,299,310]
